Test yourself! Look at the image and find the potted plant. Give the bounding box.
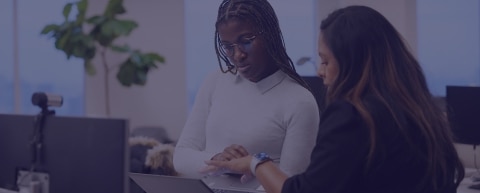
[40,0,165,116]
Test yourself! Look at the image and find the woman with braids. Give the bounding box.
[173,0,319,178]
[205,5,465,193]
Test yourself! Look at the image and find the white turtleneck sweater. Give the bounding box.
[173,70,319,178]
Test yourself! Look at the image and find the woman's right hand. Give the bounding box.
[211,144,249,161]
[204,155,253,176]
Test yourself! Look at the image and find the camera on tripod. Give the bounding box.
[31,92,63,114]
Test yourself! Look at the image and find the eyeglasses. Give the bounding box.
[220,34,258,57]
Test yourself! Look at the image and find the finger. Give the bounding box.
[240,174,254,184]
[212,153,228,161]
[222,147,244,160]
[232,145,249,156]
[222,150,240,160]
[223,146,243,159]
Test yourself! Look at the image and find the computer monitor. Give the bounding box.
[0,113,129,193]
[446,86,480,145]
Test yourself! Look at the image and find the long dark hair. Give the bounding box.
[320,5,464,191]
[214,0,310,90]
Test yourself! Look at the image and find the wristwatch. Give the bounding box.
[250,153,273,176]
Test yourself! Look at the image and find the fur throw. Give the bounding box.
[129,136,178,176]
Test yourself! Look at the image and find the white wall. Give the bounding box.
[84,0,187,140]
[316,0,417,55]
[417,1,480,96]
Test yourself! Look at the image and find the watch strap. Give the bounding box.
[250,153,272,176]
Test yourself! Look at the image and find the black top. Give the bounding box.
[282,99,457,193]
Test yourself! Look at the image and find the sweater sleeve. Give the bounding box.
[279,99,320,176]
[173,71,220,178]
[282,100,370,193]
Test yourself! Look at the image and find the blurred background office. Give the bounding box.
[0,0,479,166]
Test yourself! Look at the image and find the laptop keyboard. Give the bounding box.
[212,189,228,193]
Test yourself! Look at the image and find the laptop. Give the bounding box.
[130,172,265,193]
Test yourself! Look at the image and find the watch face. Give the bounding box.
[255,152,270,161]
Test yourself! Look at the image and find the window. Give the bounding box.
[0,0,14,113]
[185,0,317,110]
[0,0,84,115]
[417,1,480,96]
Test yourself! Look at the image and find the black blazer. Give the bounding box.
[282,99,457,193]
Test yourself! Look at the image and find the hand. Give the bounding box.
[205,155,253,176]
[211,144,249,161]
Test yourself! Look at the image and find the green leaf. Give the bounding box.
[98,35,114,47]
[130,52,142,65]
[40,24,60,35]
[145,53,165,63]
[116,61,136,87]
[58,22,72,31]
[76,0,88,14]
[84,46,96,59]
[113,20,138,36]
[100,20,115,36]
[134,71,147,85]
[70,26,83,37]
[84,60,96,76]
[110,44,130,53]
[72,42,86,57]
[75,0,88,24]
[83,35,96,48]
[86,16,106,25]
[56,31,71,50]
[101,20,137,37]
[105,0,126,18]
[91,24,115,46]
[63,3,73,20]
[139,55,152,65]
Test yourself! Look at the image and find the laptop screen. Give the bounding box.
[130,173,213,193]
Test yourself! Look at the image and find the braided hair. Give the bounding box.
[214,0,311,91]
